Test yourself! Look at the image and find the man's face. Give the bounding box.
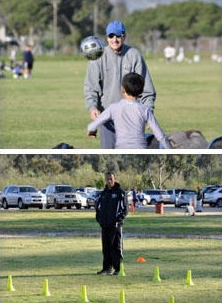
[107,34,125,52]
[105,173,115,189]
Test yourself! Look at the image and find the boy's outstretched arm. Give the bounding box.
[87,106,113,136]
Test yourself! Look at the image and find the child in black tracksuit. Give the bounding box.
[96,173,128,275]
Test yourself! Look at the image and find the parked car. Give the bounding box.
[164,189,188,204]
[142,189,166,204]
[75,187,97,195]
[2,185,46,209]
[158,190,173,204]
[202,185,222,204]
[86,190,102,209]
[0,186,10,208]
[45,185,81,209]
[175,189,197,208]
[75,191,88,208]
[202,187,222,207]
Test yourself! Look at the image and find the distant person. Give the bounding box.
[176,47,184,63]
[164,44,176,62]
[87,72,172,149]
[9,46,17,69]
[13,62,23,79]
[132,188,138,207]
[95,172,128,275]
[137,191,144,206]
[84,20,156,148]
[23,45,34,79]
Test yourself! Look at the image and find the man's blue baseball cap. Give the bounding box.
[106,20,126,36]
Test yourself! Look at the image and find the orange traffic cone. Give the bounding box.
[136,256,146,262]
[130,203,135,212]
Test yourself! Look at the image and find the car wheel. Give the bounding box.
[216,199,222,207]
[210,202,216,207]
[45,204,50,209]
[67,205,72,209]
[18,199,24,210]
[76,204,81,210]
[38,205,43,209]
[2,199,8,209]
[150,199,156,205]
[87,205,91,209]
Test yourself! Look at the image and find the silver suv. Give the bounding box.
[203,187,222,207]
[143,189,166,204]
[2,185,45,209]
[45,185,80,209]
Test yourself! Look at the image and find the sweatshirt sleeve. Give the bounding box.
[131,49,156,111]
[146,110,172,149]
[84,60,102,112]
[87,105,113,133]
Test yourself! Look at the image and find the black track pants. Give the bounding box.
[101,226,123,272]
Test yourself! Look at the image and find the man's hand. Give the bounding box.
[90,109,100,120]
[87,130,97,138]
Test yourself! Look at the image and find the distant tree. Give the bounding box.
[1,0,52,44]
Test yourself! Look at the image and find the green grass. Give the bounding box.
[1,211,222,302]
[1,211,222,236]
[1,237,222,303]
[0,59,221,148]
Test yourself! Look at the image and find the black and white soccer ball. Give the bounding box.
[80,36,105,60]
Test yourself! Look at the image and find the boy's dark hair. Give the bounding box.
[122,72,145,97]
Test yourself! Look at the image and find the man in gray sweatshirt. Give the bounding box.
[84,20,156,148]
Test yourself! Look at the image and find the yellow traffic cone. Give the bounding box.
[185,270,194,286]
[42,279,51,296]
[7,275,15,292]
[118,262,126,276]
[81,285,89,302]
[119,289,126,303]
[169,295,175,303]
[152,266,161,282]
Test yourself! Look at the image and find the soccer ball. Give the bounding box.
[80,36,105,60]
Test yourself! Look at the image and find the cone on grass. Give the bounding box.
[152,266,161,282]
[118,262,126,277]
[42,279,51,296]
[136,256,146,262]
[185,270,194,286]
[130,203,135,212]
[7,275,15,292]
[169,295,175,303]
[80,285,89,302]
[119,289,126,303]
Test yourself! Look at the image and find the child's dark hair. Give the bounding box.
[122,72,144,97]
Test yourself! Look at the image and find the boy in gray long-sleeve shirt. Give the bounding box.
[87,73,172,149]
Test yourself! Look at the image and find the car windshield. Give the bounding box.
[55,186,75,193]
[181,190,196,195]
[19,187,37,193]
[80,192,88,198]
[206,188,218,193]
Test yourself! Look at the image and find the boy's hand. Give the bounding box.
[87,130,97,138]
[90,109,100,120]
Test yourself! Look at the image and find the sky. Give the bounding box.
[109,0,222,13]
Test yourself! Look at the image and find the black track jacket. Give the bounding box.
[96,182,128,228]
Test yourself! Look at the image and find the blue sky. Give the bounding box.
[109,0,222,13]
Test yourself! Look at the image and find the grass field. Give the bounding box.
[0,59,221,148]
[1,210,222,236]
[1,211,222,303]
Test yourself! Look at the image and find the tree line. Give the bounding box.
[0,155,221,190]
[1,0,222,52]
